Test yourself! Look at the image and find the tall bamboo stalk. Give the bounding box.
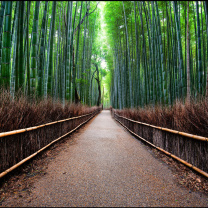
[196,1,203,96]
[26,1,31,97]
[10,2,19,96]
[30,1,40,98]
[123,1,133,108]
[173,1,184,100]
[19,1,25,90]
[65,1,72,101]
[186,1,190,103]
[47,1,56,97]
[38,1,48,97]
[204,1,208,98]
[0,1,5,86]
[1,1,12,89]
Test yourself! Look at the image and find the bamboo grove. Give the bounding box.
[0,1,104,106]
[103,1,208,109]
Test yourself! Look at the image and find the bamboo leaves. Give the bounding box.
[0,1,101,107]
[104,1,208,109]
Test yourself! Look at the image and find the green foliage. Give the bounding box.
[76,78,88,85]
[103,1,208,109]
[0,1,102,107]
[1,1,207,109]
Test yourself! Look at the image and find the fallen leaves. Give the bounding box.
[152,148,208,194]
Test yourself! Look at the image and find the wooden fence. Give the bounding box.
[0,108,101,177]
[111,109,208,178]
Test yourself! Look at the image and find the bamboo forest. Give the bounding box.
[0,1,208,108]
[2,2,208,205]
[0,1,208,120]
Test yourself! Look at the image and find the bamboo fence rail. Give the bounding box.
[111,109,208,178]
[0,108,101,178]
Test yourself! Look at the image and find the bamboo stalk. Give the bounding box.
[114,112,208,141]
[30,1,40,97]
[0,110,99,179]
[113,113,208,178]
[0,110,97,138]
[1,1,12,89]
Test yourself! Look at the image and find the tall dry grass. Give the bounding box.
[114,99,208,138]
[0,89,98,133]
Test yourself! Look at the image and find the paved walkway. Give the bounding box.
[2,110,208,207]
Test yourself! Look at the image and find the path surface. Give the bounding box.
[2,110,208,207]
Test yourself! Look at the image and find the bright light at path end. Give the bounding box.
[101,59,107,69]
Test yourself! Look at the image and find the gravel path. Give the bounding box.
[1,110,208,207]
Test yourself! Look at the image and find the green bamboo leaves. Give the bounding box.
[2,1,208,109]
[0,1,101,107]
[104,1,208,109]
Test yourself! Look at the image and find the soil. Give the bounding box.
[152,148,208,194]
[0,133,72,205]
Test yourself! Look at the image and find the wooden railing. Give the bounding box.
[0,108,101,178]
[111,109,208,178]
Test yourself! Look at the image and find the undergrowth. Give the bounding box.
[0,89,98,133]
[114,99,208,138]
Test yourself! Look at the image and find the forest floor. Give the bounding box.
[0,110,208,207]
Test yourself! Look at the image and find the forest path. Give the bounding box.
[1,110,208,207]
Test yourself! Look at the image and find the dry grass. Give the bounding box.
[0,89,98,133]
[114,99,208,138]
